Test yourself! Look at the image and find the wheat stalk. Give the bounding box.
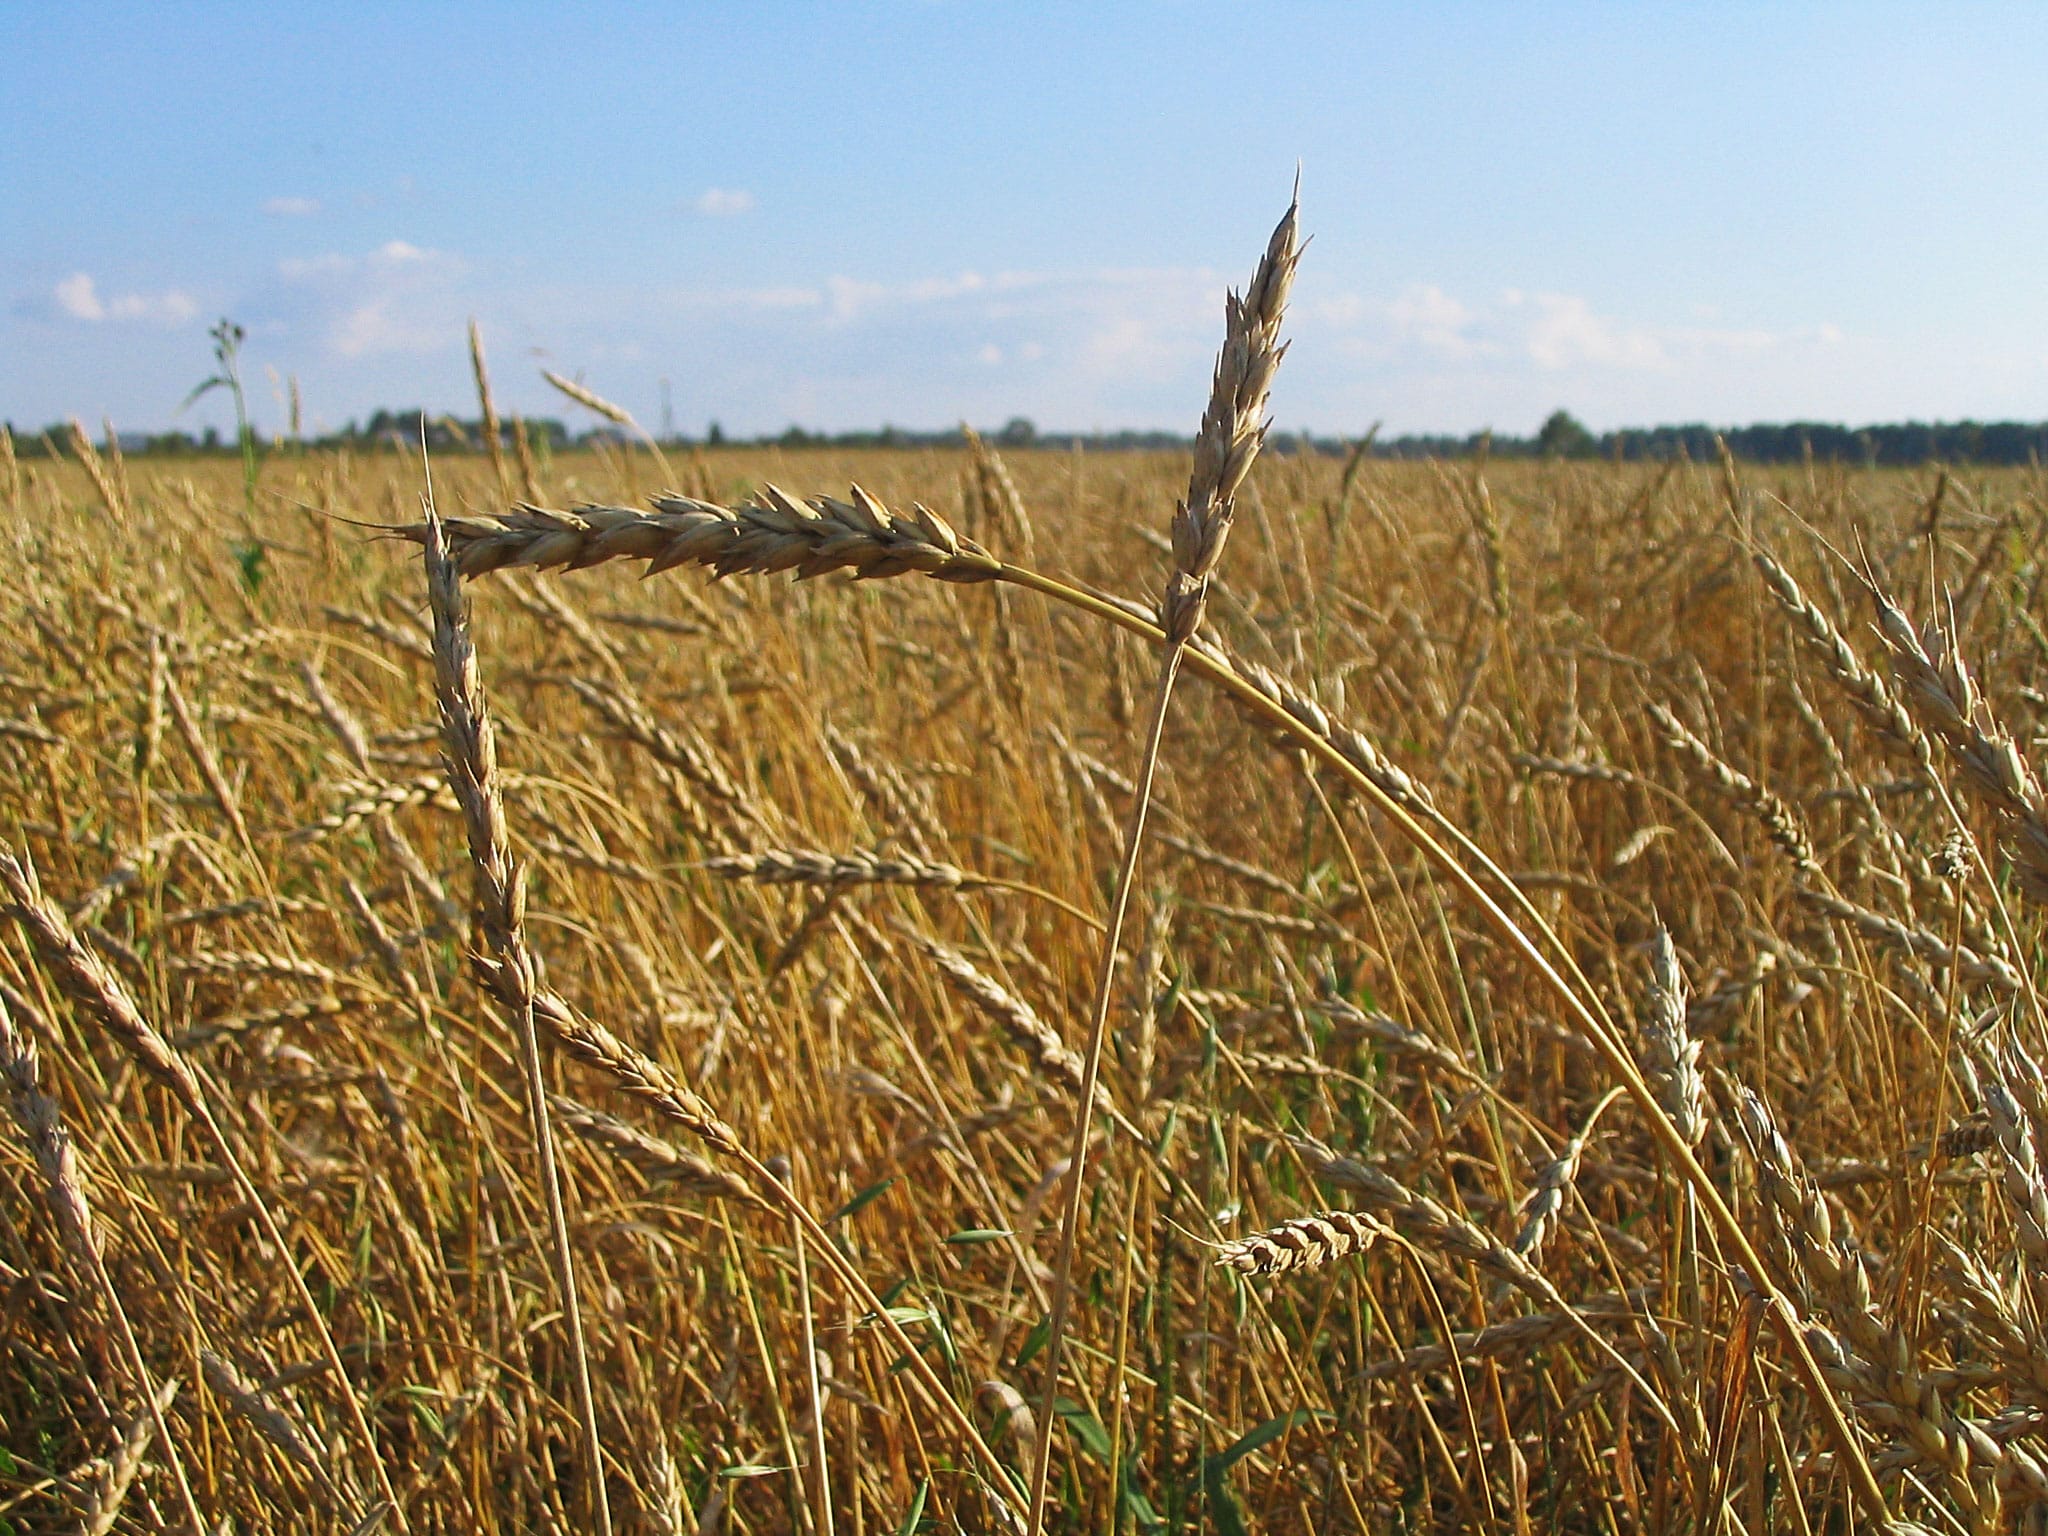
[1022,186,1302,1536]
[422,489,614,1536]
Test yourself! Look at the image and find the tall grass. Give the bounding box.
[3,257,2048,1532]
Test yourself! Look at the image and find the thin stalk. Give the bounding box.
[422,475,613,1536]
[795,1211,835,1536]
[1021,645,1185,1533]
[515,982,613,1536]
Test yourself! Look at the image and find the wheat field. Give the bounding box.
[5,237,2048,1535]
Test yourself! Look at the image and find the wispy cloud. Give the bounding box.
[1322,282,1832,375]
[275,240,468,357]
[1293,276,1864,433]
[50,272,197,326]
[262,196,321,218]
[694,188,756,217]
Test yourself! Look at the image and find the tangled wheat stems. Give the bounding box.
[402,496,1895,1522]
[0,848,407,1530]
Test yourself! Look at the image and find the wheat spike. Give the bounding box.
[1216,1208,1383,1275]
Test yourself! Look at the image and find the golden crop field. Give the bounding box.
[5,287,2048,1530]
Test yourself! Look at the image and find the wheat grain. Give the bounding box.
[707,846,990,892]
[1646,700,1818,873]
[1216,1208,1383,1275]
[404,483,1003,585]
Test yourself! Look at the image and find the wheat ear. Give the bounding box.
[0,847,405,1527]
[79,1376,182,1536]
[469,319,510,501]
[1873,584,2048,902]
[0,991,204,1531]
[542,368,676,485]
[1753,549,1933,776]
[1020,187,1300,1536]
[1216,1208,1384,1275]
[423,491,614,1536]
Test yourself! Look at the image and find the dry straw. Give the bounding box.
[0,858,378,1528]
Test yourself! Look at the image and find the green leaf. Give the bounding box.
[926,1304,960,1369]
[943,1227,1012,1245]
[1188,1408,1329,1489]
[1013,1313,1051,1370]
[719,1462,786,1479]
[829,1177,897,1224]
[178,376,230,412]
[1053,1397,1111,1460]
[1120,1476,1166,1530]
[1202,1477,1251,1536]
[891,1479,929,1536]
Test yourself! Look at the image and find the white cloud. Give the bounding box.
[278,241,456,283]
[695,188,756,217]
[824,269,1014,323]
[274,241,466,357]
[55,273,102,321]
[331,298,444,358]
[1516,292,1668,370]
[51,272,197,325]
[1317,280,1825,382]
[263,196,321,217]
[1385,284,1476,356]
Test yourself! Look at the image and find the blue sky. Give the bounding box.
[7,2,2048,440]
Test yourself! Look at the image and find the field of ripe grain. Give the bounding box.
[4,419,2048,1534]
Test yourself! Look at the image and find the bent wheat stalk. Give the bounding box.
[422,489,613,1536]
[418,503,1021,1523]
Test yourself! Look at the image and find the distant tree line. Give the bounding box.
[1339,410,2048,467]
[9,408,2048,467]
[2,411,575,457]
